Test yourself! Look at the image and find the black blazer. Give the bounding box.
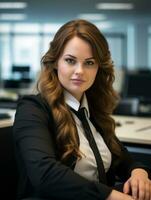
[13,94,148,200]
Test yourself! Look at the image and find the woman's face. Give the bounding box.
[57,36,99,101]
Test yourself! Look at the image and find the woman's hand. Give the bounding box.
[123,168,151,200]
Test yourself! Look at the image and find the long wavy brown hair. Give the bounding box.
[37,19,120,162]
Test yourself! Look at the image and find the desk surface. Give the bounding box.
[0,109,15,128]
[113,115,151,145]
[0,110,151,145]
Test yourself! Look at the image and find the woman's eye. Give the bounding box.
[85,60,95,66]
[65,58,75,64]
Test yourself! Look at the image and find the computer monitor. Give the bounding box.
[12,65,30,78]
[3,65,32,89]
[12,65,32,82]
[12,65,30,73]
[124,71,151,101]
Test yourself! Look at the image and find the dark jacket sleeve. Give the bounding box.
[110,135,151,182]
[13,95,112,200]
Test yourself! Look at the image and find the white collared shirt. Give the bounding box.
[64,91,112,182]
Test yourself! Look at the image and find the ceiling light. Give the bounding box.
[0,14,27,20]
[96,3,134,10]
[78,13,106,21]
[0,2,27,9]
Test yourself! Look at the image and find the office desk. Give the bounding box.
[113,115,151,166]
[0,109,15,128]
[113,115,151,145]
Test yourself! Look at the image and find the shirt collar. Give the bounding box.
[64,90,90,118]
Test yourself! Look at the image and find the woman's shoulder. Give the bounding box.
[16,93,51,116]
[18,93,48,107]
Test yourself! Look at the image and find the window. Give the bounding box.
[0,23,62,82]
[12,35,41,77]
[106,34,126,69]
[0,34,11,79]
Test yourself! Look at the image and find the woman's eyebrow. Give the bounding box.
[64,54,95,60]
[85,57,95,60]
[64,54,76,58]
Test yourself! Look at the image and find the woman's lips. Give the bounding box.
[71,79,85,85]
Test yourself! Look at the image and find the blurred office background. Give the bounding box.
[0,0,151,115]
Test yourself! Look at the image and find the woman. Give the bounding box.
[13,19,151,200]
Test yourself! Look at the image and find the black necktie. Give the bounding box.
[71,107,107,184]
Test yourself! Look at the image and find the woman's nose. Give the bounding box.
[74,63,84,74]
